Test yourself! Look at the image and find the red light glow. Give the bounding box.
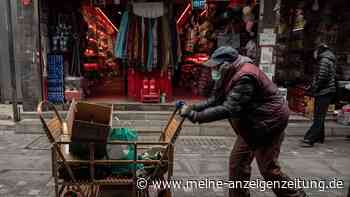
[177,3,191,25]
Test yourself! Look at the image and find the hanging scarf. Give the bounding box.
[132,16,139,62]
[160,16,171,72]
[127,14,135,61]
[140,17,146,69]
[147,19,154,72]
[152,19,158,69]
[115,11,129,59]
[137,17,142,67]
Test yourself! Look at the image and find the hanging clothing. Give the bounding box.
[245,40,257,60]
[170,18,179,70]
[115,11,129,59]
[132,17,139,62]
[136,17,142,66]
[140,17,146,69]
[152,19,158,69]
[127,14,135,61]
[147,19,154,72]
[123,21,129,58]
[160,16,172,72]
[132,2,165,18]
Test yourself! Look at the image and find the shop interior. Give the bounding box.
[41,0,260,104]
[174,0,259,99]
[42,0,124,103]
[275,0,350,113]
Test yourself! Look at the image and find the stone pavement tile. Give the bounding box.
[0,132,349,197]
[0,170,52,197]
[0,105,12,120]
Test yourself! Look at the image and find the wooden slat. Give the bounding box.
[163,118,178,143]
[47,115,63,140]
[60,184,100,197]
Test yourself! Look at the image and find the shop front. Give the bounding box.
[32,0,262,106]
[38,0,174,104]
[174,0,259,99]
[22,0,348,112]
[274,0,350,115]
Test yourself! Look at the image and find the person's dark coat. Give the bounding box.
[189,56,289,148]
[308,45,336,96]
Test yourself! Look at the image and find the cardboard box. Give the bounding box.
[67,100,113,142]
[304,96,314,119]
[304,96,336,119]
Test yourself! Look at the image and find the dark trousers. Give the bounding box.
[304,93,334,142]
[229,131,307,196]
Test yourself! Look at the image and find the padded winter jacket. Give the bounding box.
[192,61,289,148]
[309,46,336,96]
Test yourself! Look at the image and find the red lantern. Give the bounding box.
[22,0,32,6]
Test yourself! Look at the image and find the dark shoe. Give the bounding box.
[313,137,324,144]
[300,139,314,147]
[317,137,325,144]
[301,137,324,144]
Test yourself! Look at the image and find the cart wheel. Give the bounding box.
[157,189,171,197]
[63,190,80,197]
[138,189,149,197]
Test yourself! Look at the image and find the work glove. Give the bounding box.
[175,100,186,109]
[180,104,198,123]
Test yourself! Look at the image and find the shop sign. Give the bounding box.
[260,47,273,64]
[259,31,276,46]
[192,0,206,10]
[260,63,276,80]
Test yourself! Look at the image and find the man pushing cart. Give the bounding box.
[179,46,309,197]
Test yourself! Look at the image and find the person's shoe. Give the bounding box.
[300,139,314,147]
[317,137,325,144]
[300,137,325,147]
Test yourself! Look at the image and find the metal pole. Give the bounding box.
[36,0,44,101]
[6,0,20,122]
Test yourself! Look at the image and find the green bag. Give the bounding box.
[107,128,143,175]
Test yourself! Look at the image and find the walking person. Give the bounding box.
[301,39,336,147]
[180,46,308,197]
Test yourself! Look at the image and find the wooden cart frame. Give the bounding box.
[37,101,185,197]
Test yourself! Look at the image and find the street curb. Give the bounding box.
[11,119,350,137]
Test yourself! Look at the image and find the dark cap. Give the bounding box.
[203,46,239,68]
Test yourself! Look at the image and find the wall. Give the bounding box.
[0,0,23,102]
[15,0,42,111]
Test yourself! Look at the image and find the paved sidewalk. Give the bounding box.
[0,130,349,197]
[0,104,12,120]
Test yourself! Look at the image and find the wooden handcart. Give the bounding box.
[37,101,185,197]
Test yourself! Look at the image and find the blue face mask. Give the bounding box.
[211,69,221,81]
